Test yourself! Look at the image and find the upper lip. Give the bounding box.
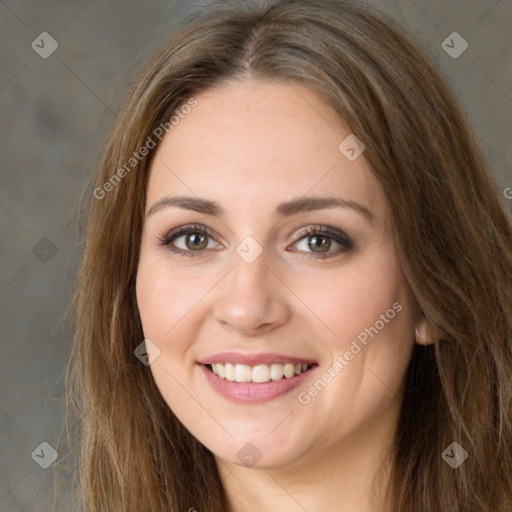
[198,352,318,366]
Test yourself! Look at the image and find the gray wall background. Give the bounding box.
[1,1,511,510]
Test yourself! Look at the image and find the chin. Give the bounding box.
[208,433,310,471]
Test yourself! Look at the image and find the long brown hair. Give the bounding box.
[54,0,512,510]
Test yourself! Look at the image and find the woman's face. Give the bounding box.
[136,78,416,470]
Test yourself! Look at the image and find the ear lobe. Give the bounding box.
[415,318,441,345]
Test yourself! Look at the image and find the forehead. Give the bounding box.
[146,78,386,221]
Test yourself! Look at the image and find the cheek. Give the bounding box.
[136,259,206,342]
[293,256,414,432]
[136,261,200,410]
[290,252,407,350]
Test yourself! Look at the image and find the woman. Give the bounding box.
[59,0,512,510]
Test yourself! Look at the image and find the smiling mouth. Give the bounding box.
[206,362,317,383]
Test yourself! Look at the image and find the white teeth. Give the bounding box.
[283,363,295,378]
[225,363,235,381]
[270,363,284,381]
[234,364,252,382]
[252,364,270,383]
[208,362,313,383]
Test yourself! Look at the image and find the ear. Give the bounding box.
[415,317,442,345]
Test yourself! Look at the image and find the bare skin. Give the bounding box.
[136,78,435,512]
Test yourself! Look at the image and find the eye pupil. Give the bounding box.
[308,235,331,252]
[186,233,208,250]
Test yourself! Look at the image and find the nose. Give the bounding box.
[213,249,291,336]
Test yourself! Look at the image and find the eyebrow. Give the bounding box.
[146,195,373,222]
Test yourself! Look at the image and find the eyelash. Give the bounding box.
[155,223,354,260]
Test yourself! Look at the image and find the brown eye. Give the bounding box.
[290,225,354,259]
[184,232,208,250]
[307,234,332,252]
[156,224,221,258]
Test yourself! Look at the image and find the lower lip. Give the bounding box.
[199,363,317,403]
